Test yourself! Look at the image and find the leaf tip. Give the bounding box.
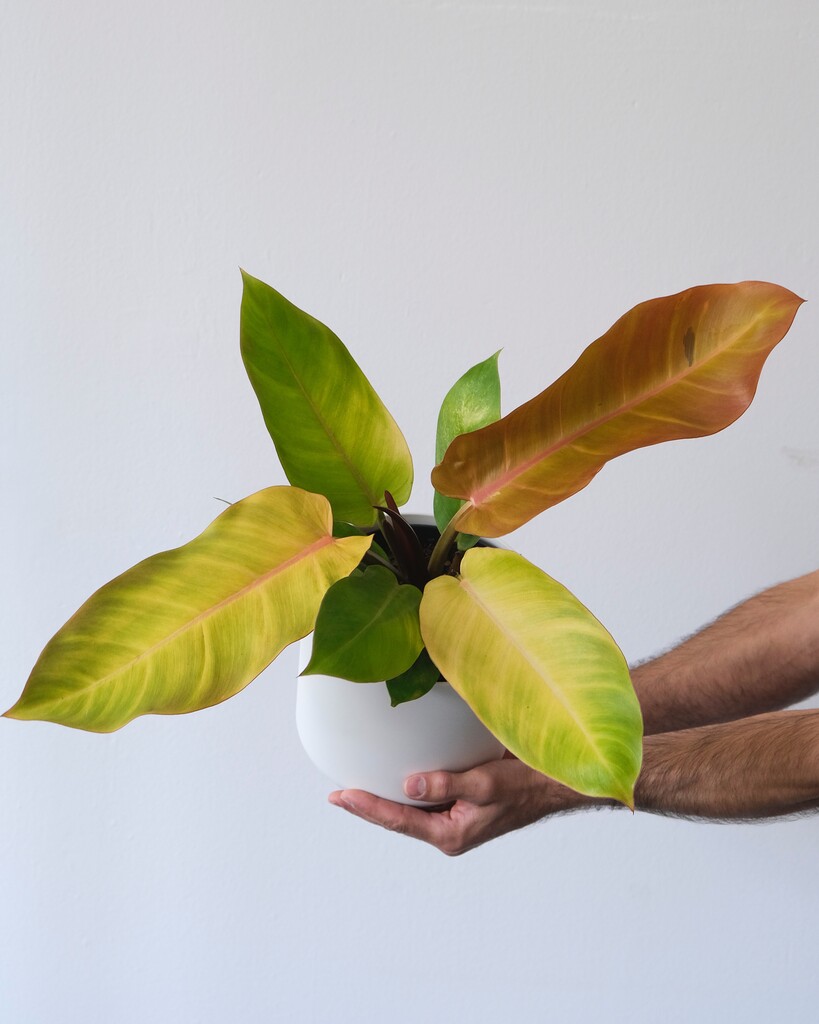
[608,779,636,811]
[768,282,806,315]
[2,695,28,721]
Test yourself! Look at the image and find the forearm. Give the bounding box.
[630,709,819,819]
[331,713,819,854]
[333,570,819,853]
[632,569,819,734]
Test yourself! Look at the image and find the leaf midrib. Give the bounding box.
[318,585,419,669]
[48,535,337,705]
[250,310,381,509]
[466,307,769,508]
[458,573,611,771]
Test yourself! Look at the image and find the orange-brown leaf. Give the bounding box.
[433,282,803,536]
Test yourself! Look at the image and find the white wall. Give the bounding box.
[2,1,818,1021]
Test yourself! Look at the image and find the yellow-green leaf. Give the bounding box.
[433,282,803,537]
[6,487,371,732]
[419,548,642,804]
[241,271,413,526]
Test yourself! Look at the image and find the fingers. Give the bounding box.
[326,759,511,856]
[327,759,562,856]
[329,759,587,856]
[328,789,450,847]
[404,763,498,806]
[329,788,488,856]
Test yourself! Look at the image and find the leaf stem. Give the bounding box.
[362,548,403,577]
[428,518,459,577]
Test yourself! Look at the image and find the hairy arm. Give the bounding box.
[331,710,819,853]
[637,709,819,819]
[330,569,819,852]
[634,568,819,734]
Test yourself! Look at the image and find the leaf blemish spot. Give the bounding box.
[683,327,695,366]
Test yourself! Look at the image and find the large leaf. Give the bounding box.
[419,547,642,804]
[303,566,423,682]
[6,487,371,732]
[432,282,803,537]
[241,271,413,526]
[433,352,501,550]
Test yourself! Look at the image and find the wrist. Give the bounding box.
[538,774,616,815]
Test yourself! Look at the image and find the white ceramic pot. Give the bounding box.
[296,635,505,806]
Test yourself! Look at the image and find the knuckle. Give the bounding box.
[472,773,496,805]
[439,830,468,857]
[459,766,495,806]
[426,771,453,802]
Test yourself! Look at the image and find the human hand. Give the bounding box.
[329,754,598,856]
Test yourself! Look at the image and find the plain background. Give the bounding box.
[2,1,818,1021]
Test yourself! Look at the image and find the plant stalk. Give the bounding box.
[362,548,403,577]
[428,518,459,577]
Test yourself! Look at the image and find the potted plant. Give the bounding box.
[6,273,802,810]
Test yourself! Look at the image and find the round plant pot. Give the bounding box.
[296,639,505,805]
[295,515,505,806]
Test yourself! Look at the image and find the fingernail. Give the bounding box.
[405,775,426,799]
[340,795,357,810]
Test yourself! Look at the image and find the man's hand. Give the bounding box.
[329,755,596,856]
[328,572,819,851]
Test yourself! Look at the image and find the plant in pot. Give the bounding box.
[6,273,802,810]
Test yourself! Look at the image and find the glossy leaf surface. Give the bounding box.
[241,272,413,526]
[419,548,642,804]
[303,566,423,682]
[433,352,501,547]
[7,488,371,732]
[386,648,441,707]
[433,282,803,536]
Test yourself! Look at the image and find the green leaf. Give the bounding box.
[303,566,423,682]
[333,521,391,562]
[433,352,501,546]
[240,271,414,526]
[332,520,366,539]
[419,547,643,805]
[6,487,372,733]
[386,648,441,707]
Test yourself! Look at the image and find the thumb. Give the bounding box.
[404,765,497,805]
